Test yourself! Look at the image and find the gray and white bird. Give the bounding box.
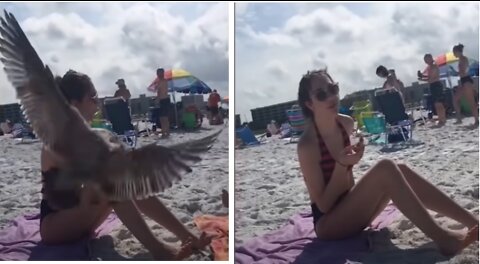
[0,10,222,209]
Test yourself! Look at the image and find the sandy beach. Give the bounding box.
[0,122,228,261]
[235,117,478,263]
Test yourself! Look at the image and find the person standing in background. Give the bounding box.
[155,68,171,138]
[114,79,131,102]
[208,89,222,125]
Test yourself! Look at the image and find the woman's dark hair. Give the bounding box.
[55,70,93,103]
[424,53,432,60]
[453,43,464,53]
[376,65,388,77]
[297,69,333,119]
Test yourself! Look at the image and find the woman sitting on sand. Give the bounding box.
[297,69,478,256]
[40,70,210,260]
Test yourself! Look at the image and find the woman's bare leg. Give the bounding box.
[398,163,478,228]
[433,102,446,125]
[453,89,464,123]
[317,159,476,255]
[40,186,112,244]
[462,83,479,125]
[135,197,193,242]
[40,203,111,244]
[112,200,185,260]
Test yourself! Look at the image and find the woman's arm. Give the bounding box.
[298,139,350,213]
[338,114,354,135]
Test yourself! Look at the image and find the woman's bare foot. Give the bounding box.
[151,244,177,260]
[175,240,194,260]
[182,232,212,251]
[152,242,194,260]
[437,226,479,256]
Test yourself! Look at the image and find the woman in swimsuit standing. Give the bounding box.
[452,43,479,126]
[297,69,478,256]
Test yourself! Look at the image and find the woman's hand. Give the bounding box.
[417,70,423,79]
[337,136,365,166]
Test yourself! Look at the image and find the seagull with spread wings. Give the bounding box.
[0,10,222,210]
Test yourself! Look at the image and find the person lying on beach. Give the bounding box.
[417,54,447,127]
[38,70,211,260]
[376,65,405,104]
[297,69,478,256]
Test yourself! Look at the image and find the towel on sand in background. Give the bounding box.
[194,215,229,261]
[0,212,121,261]
[235,204,400,264]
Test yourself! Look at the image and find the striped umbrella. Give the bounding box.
[147,69,212,128]
[421,52,478,87]
[147,69,211,94]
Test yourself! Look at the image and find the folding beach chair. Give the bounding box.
[285,106,305,143]
[375,90,413,143]
[361,111,387,145]
[104,97,137,149]
[350,100,373,131]
[235,126,261,147]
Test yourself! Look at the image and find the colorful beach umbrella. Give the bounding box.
[422,52,478,80]
[148,69,192,92]
[146,68,212,128]
[422,52,458,76]
[147,69,212,94]
[434,51,458,66]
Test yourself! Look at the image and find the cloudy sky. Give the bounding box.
[0,2,228,105]
[235,2,479,121]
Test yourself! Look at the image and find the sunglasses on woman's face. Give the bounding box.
[89,92,99,104]
[313,83,339,101]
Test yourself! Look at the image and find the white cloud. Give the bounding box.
[235,2,479,122]
[0,2,228,105]
[235,3,249,16]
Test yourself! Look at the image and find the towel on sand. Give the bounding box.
[0,212,120,260]
[194,215,229,261]
[235,204,400,264]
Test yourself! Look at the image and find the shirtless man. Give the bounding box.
[451,44,478,126]
[156,68,170,138]
[376,65,405,104]
[114,79,131,102]
[418,54,446,126]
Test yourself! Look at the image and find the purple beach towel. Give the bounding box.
[0,212,121,260]
[235,204,400,264]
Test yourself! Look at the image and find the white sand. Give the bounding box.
[0,122,228,260]
[235,117,478,263]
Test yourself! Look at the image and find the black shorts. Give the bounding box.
[158,98,171,117]
[311,191,348,228]
[460,76,474,85]
[430,81,445,104]
[209,106,219,115]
